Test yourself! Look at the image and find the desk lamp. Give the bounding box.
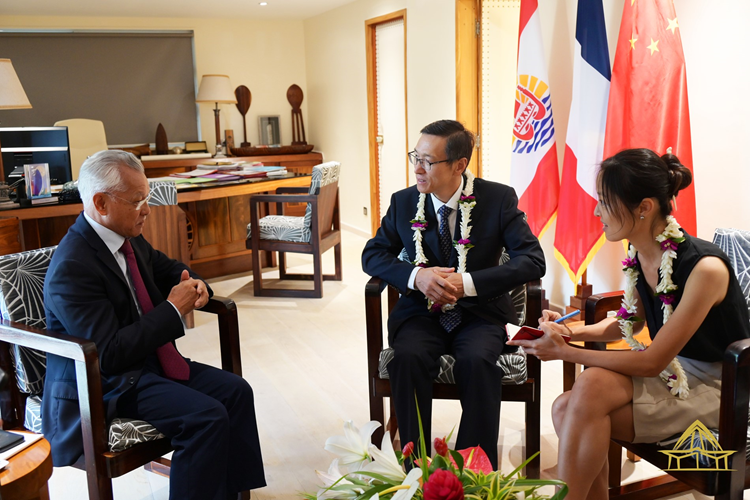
[196,74,237,158]
[0,59,32,200]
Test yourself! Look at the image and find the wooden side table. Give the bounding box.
[0,438,53,500]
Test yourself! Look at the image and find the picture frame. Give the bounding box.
[184,141,209,153]
[24,163,52,199]
[259,116,281,146]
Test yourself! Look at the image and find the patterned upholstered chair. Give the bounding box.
[365,274,546,478]
[578,227,750,500]
[0,241,244,497]
[246,161,342,298]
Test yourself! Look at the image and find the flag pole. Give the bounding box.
[567,270,592,321]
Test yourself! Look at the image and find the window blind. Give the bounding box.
[0,31,199,145]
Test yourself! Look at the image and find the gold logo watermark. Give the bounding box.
[659,420,735,471]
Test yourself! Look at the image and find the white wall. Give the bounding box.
[0,15,308,154]
[303,0,456,236]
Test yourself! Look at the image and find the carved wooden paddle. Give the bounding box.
[287,84,307,145]
[235,85,252,147]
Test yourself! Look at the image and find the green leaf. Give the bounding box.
[429,454,445,473]
[445,424,457,443]
[352,471,399,485]
[415,393,429,484]
[449,449,464,473]
[353,482,392,500]
[506,450,539,478]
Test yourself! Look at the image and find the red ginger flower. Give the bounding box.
[423,468,464,500]
[402,441,414,458]
[434,437,449,457]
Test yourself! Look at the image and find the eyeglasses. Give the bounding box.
[408,151,454,171]
[105,191,152,211]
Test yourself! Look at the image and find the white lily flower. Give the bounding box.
[362,431,406,482]
[316,459,363,500]
[392,468,422,500]
[325,420,381,469]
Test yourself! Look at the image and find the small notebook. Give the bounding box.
[506,324,571,343]
[0,430,25,453]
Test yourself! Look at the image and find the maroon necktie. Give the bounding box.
[120,239,190,381]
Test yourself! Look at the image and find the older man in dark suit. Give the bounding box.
[42,150,265,500]
[362,120,545,468]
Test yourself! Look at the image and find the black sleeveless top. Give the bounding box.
[635,231,750,362]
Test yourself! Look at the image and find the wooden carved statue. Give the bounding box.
[235,85,252,147]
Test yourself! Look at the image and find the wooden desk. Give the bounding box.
[0,174,312,279]
[0,438,53,500]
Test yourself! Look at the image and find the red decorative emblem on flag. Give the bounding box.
[513,75,555,153]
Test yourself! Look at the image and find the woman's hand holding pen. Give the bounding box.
[508,309,579,360]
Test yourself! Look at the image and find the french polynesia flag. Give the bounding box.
[554,0,610,283]
[510,0,559,238]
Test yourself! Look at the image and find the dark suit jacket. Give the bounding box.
[362,176,545,342]
[41,213,212,466]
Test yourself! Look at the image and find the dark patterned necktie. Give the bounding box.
[120,239,190,381]
[437,205,461,332]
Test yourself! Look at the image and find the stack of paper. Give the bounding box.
[237,166,288,178]
[196,161,244,171]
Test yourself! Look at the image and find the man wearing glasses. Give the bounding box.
[362,120,545,468]
[42,150,265,499]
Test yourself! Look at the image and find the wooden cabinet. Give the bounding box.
[0,217,21,256]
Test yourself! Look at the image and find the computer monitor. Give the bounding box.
[0,127,72,185]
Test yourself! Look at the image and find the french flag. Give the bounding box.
[510,0,559,238]
[553,0,610,283]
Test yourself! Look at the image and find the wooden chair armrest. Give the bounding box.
[199,297,242,377]
[719,338,750,464]
[585,291,624,325]
[581,292,625,351]
[0,320,98,362]
[0,320,109,478]
[365,276,388,297]
[524,279,543,327]
[275,187,309,194]
[365,277,387,381]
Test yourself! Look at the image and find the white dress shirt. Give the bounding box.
[407,181,478,296]
[83,212,182,319]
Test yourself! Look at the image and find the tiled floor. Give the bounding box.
[48,229,725,499]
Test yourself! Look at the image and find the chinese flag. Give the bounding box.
[604,0,696,235]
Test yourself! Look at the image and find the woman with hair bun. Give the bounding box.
[509,148,750,500]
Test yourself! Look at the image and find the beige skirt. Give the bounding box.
[631,356,722,444]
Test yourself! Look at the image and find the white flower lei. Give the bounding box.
[618,215,689,399]
[411,170,476,312]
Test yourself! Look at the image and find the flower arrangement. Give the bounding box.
[306,419,567,500]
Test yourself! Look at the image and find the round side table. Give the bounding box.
[0,437,53,500]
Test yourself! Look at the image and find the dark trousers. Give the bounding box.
[387,311,506,469]
[116,359,265,500]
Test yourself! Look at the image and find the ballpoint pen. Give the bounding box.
[554,309,580,323]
